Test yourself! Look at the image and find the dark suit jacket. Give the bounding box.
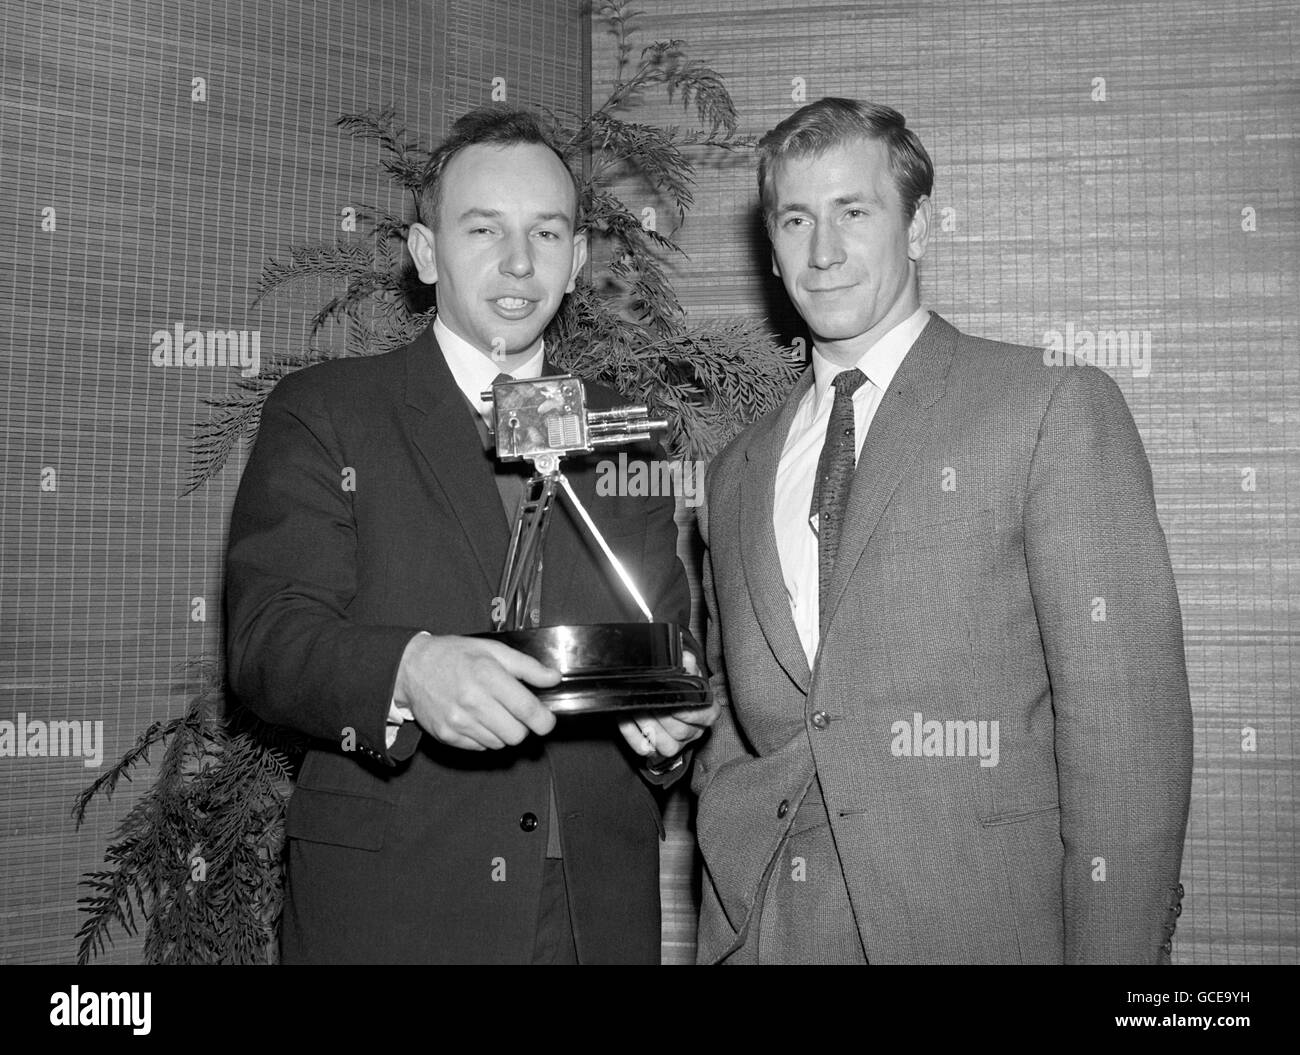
[693,314,1193,964]
[225,323,691,964]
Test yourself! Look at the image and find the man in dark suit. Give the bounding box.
[226,108,716,964]
[693,98,1193,963]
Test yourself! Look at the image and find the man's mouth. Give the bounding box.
[490,296,537,319]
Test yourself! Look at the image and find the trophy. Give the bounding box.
[474,374,709,714]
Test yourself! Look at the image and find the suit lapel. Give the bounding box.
[740,370,815,694]
[818,314,959,642]
[401,325,511,596]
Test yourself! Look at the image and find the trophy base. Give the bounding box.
[473,622,709,714]
[539,674,710,714]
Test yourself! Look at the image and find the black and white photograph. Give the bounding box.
[0,0,1293,1032]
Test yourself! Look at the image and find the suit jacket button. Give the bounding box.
[777,800,789,818]
[520,812,539,833]
[811,711,829,729]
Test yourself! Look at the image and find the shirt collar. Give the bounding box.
[433,316,545,420]
[810,306,931,411]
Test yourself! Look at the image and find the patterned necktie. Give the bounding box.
[810,367,868,614]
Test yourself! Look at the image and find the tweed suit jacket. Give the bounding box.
[693,313,1193,964]
[225,323,691,963]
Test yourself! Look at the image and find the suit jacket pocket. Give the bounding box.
[980,802,1061,828]
[285,786,392,851]
[879,510,992,553]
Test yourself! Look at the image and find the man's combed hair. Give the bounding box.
[757,98,934,231]
[419,107,583,229]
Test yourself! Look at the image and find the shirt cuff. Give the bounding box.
[385,632,428,746]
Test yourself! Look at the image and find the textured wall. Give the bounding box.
[0,0,587,964]
[595,0,1298,963]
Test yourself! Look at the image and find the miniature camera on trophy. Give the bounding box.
[473,374,709,714]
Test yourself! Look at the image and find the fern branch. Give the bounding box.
[254,242,394,307]
[335,108,431,193]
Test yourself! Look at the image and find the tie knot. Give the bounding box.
[832,367,867,397]
[493,372,513,385]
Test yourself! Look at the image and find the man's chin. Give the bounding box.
[805,319,874,345]
[473,325,548,361]
[793,301,863,336]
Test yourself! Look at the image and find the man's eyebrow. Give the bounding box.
[455,207,572,226]
[834,192,882,208]
[456,207,503,222]
[776,192,882,215]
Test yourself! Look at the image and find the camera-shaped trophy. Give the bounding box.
[474,374,709,714]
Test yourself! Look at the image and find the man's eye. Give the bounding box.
[846,208,868,219]
[783,216,809,229]
[535,229,560,240]
[469,226,495,235]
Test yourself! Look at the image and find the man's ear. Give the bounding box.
[407,222,438,284]
[907,195,932,262]
[565,229,589,293]
[770,245,782,279]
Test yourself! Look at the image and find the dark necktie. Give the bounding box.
[810,368,868,615]
[467,373,540,626]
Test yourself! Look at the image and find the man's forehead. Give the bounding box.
[443,142,568,187]
[772,137,894,203]
[440,142,576,213]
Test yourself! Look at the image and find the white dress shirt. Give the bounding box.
[385,318,545,744]
[435,316,546,420]
[773,307,931,666]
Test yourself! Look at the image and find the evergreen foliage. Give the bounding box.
[73,662,305,965]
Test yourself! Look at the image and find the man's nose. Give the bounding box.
[809,222,844,270]
[500,233,534,278]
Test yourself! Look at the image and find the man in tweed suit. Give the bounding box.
[693,98,1193,964]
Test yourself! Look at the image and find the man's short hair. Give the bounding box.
[757,97,934,232]
[418,107,583,230]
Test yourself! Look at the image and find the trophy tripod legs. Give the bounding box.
[495,466,561,632]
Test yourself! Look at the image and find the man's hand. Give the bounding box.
[617,651,719,760]
[395,634,561,750]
